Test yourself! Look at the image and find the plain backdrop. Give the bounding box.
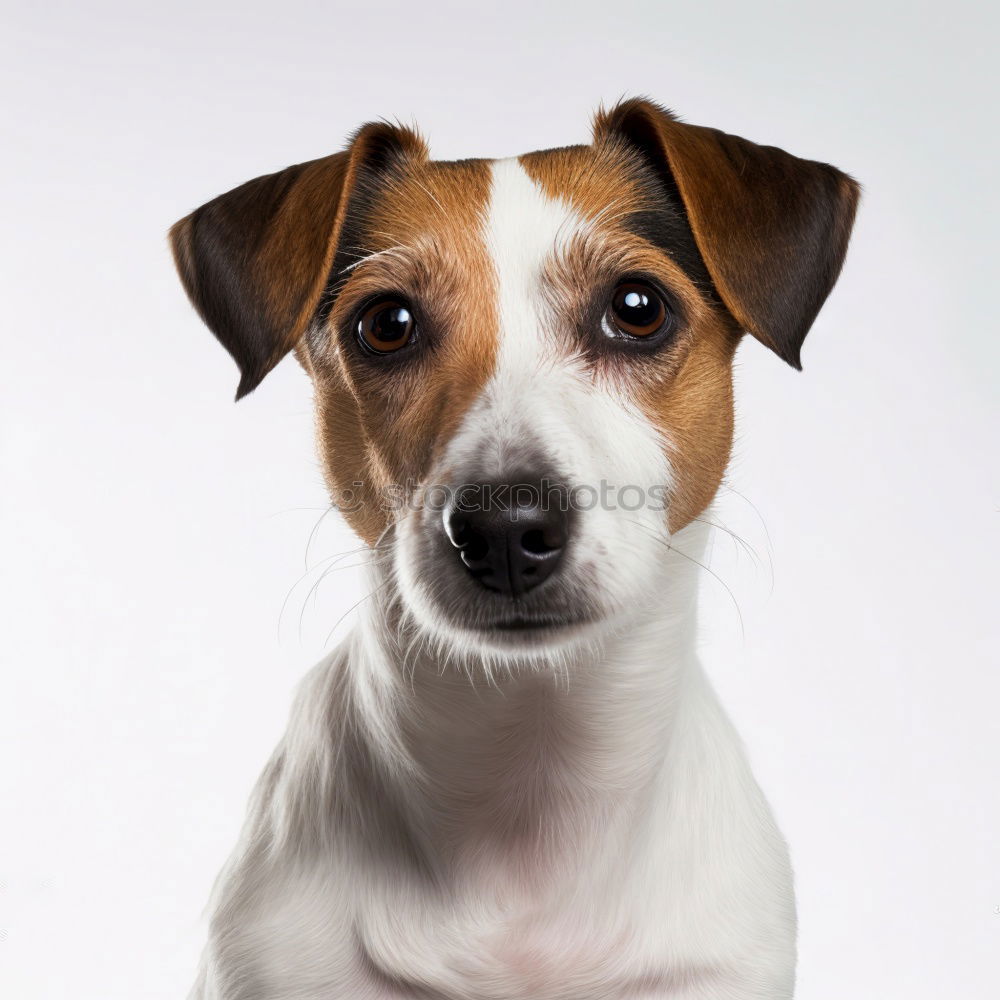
[1,1,997,996]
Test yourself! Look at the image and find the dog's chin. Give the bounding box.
[405,585,616,662]
[431,614,609,662]
[475,611,606,651]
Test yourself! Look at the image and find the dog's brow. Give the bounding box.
[622,208,712,287]
[340,245,411,274]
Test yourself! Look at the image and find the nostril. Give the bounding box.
[446,514,490,561]
[465,539,489,561]
[461,528,490,562]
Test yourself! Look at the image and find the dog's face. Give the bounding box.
[171,100,858,655]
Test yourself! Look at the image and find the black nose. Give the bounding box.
[444,479,570,596]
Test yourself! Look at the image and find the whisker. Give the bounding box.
[716,482,774,560]
[265,506,333,518]
[297,540,400,639]
[340,244,410,274]
[285,509,419,643]
[278,540,384,641]
[691,515,766,572]
[322,579,393,649]
[624,518,745,640]
[304,505,349,570]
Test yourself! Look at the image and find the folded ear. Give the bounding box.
[169,122,428,399]
[594,98,860,369]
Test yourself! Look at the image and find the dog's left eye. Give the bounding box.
[356,298,417,354]
[605,281,671,340]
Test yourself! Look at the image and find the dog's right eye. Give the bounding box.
[606,281,671,341]
[357,298,417,354]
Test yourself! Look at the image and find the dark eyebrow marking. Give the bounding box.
[624,207,715,297]
[619,150,719,299]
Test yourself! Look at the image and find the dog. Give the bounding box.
[170,98,858,999]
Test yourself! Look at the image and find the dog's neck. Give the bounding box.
[345,521,709,882]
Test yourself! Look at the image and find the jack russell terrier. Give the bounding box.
[171,98,859,999]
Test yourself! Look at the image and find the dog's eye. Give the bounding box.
[357,298,416,354]
[606,281,670,339]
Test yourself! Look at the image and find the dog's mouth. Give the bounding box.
[489,613,590,632]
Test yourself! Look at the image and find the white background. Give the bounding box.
[2,1,997,996]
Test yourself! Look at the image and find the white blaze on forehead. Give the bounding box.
[485,157,586,371]
[444,157,672,505]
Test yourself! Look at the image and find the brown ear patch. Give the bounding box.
[169,122,428,399]
[170,154,349,398]
[594,98,860,369]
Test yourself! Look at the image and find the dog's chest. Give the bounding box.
[232,874,645,1000]
[362,887,647,1000]
[202,661,798,999]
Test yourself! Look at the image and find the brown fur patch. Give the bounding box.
[520,144,741,532]
[520,143,649,221]
[303,158,497,543]
[639,317,740,533]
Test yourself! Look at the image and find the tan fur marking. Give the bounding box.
[305,158,497,543]
[520,143,648,222]
[640,316,739,532]
[521,144,741,532]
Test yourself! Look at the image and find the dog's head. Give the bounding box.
[171,99,858,657]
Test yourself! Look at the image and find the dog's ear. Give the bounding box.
[593,98,860,369]
[169,122,428,399]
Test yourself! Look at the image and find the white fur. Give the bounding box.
[190,160,795,999]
